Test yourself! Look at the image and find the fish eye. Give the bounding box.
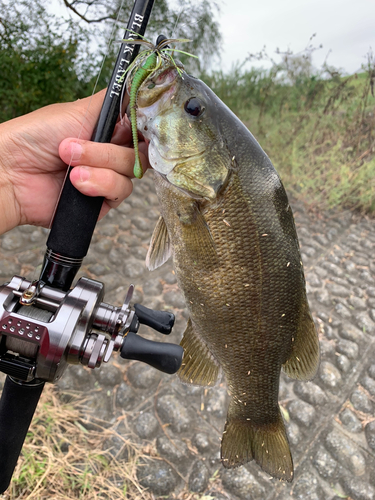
[147,82,156,89]
[184,97,204,117]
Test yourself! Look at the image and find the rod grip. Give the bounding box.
[0,377,44,494]
[46,178,103,259]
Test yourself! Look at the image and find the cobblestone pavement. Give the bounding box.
[0,171,375,499]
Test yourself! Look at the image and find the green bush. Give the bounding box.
[0,0,97,121]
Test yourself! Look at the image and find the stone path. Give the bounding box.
[0,171,375,499]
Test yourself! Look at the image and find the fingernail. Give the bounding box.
[70,142,82,161]
[78,166,90,182]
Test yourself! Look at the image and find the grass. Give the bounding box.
[201,49,375,215]
[2,384,151,500]
[0,382,227,500]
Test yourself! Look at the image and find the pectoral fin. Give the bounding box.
[178,318,220,386]
[179,205,219,268]
[146,216,172,271]
[283,304,320,380]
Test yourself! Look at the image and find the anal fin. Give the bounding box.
[221,403,293,482]
[283,304,320,381]
[178,318,220,386]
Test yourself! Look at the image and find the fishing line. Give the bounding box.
[172,6,184,39]
[48,0,127,228]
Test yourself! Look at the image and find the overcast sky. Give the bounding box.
[217,0,374,74]
[50,0,374,75]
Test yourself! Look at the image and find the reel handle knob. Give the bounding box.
[120,332,183,374]
[133,303,175,335]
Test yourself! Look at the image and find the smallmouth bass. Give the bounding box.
[134,62,320,482]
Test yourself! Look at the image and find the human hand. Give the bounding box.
[0,90,149,235]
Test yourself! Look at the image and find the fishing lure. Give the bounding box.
[129,51,158,179]
[119,33,198,178]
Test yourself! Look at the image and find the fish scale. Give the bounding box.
[135,61,320,482]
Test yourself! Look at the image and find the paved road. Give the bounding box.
[0,172,374,499]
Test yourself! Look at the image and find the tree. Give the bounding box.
[0,0,222,122]
[62,0,222,71]
[0,0,95,121]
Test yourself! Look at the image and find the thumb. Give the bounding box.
[70,89,108,136]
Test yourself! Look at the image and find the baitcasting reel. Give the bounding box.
[0,273,183,495]
[0,275,182,384]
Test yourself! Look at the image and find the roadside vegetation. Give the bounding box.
[0,380,153,500]
[202,45,375,215]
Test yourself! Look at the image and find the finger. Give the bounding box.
[59,138,150,176]
[69,166,133,205]
[98,202,111,221]
[111,116,132,145]
[138,141,149,166]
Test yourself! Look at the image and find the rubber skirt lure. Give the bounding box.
[129,52,158,179]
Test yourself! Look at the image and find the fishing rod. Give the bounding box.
[0,0,183,493]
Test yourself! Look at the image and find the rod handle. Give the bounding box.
[0,376,44,494]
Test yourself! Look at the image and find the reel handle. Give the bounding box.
[133,303,175,334]
[121,332,183,374]
[0,377,44,494]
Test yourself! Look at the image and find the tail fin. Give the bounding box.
[221,403,293,482]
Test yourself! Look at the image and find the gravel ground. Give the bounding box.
[0,171,375,499]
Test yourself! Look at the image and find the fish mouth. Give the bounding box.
[146,57,184,86]
[152,66,178,86]
[135,70,179,136]
[136,64,180,109]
